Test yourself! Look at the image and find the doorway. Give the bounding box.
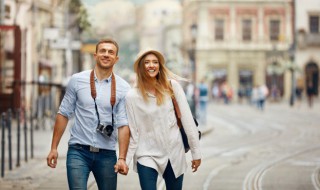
[305,62,319,96]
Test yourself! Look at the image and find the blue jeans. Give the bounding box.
[137,161,184,190]
[66,144,117,190]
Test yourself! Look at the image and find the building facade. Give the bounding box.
[0,0,79,113]
[182,0,294,102]
[137,0,184,76]
[296,0,320,99]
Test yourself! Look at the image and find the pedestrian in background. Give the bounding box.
[46,39,131,190]
[198,79,208,125]
[251,84,259,106]
[211,82,220,101]
[257,84,269,110]
[295,78,304,108]
[306,80,316,108]
[125,48,202,190]
[185,82,196,116]
[221,81,232,104]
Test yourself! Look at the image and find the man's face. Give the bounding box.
[94,43,119,70]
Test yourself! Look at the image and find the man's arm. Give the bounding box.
[46,114,68,168]
[115,125,130,175]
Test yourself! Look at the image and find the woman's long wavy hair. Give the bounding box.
[134,53,186,105]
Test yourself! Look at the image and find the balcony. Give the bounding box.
[306,33,320,46]
[298,32,320,48]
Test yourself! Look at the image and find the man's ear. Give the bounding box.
[114,56,120,64]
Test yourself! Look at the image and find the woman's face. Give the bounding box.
[144,53,160,79]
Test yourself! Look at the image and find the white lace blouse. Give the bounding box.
[125,79,201,178]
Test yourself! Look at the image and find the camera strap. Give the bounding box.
[90,69,116,127]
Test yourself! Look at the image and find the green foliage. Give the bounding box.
[69,0,91,33]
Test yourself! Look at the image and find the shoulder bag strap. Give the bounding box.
[170,80,182,128]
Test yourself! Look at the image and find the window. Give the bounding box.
[215,19,224,40]
[242,19,252,41]
[5,5,10,19]
[270,19,280,41]
[309,15,319,33]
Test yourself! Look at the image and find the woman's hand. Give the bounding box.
[114,159,129,175]
[191,159,201,172]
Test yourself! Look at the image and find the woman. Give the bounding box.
[125,49,201,190]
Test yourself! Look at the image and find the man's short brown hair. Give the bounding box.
[95,39,119,55]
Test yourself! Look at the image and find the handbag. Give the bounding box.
[170,82,201,153]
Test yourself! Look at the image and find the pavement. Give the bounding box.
[0,112,213,190]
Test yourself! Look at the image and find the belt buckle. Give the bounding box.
[90,146,99,152]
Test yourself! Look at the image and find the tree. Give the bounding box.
[69,0,91,33]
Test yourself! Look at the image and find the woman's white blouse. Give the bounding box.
[125,80,201,178]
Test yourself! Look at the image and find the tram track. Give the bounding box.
[243,145,320,190]
[201,104,318,190]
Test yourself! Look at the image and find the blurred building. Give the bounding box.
[137,0,184,76]
[80,0,137,80]
[81,0,185,79]
[296,0,320,98]
[182,0,294,102]
[0,0,82,113]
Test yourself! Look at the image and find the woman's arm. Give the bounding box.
[171,80,202,160]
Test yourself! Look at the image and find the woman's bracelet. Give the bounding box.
[118,157,126,161]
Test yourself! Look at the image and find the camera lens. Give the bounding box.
[104,125,114,137]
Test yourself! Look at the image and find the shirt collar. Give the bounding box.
[94,70,113,83]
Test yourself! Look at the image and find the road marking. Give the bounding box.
[243,145,320,190]
[312,166,320,190]
[203,164,229,190]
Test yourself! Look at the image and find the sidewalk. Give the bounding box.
[0,123,70,190]
[0,117,213,190]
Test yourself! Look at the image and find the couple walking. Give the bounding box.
[46,39,201,190]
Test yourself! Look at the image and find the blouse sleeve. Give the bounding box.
[125,92,139,166]
[171,80,202,160]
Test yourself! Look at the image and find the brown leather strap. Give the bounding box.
[90,70,97,99]
[110,73,116,107]
[90,70,116,106]
[170,80,182,128]
[172,97,182,128]
[172,97,181,119]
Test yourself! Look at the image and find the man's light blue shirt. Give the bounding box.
[58,70,131,150]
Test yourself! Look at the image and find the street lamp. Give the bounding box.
[288,44,296,106]
[269,46,280,89]
[288,0,297,107]
[188,23,197,117]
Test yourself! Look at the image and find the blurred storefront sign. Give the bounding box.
[50,38,81,50]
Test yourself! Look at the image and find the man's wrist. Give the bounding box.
[118,157,126,161]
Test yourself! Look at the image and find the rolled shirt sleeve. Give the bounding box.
[58,75,77,119]
[115,78,131,128]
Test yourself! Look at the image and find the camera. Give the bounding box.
[96,123,114,137]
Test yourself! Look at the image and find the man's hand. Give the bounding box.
[114,159,129,175]
[191,159,201,172]
[47,149,58,168]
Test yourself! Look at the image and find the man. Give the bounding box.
[47,39,131,189]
